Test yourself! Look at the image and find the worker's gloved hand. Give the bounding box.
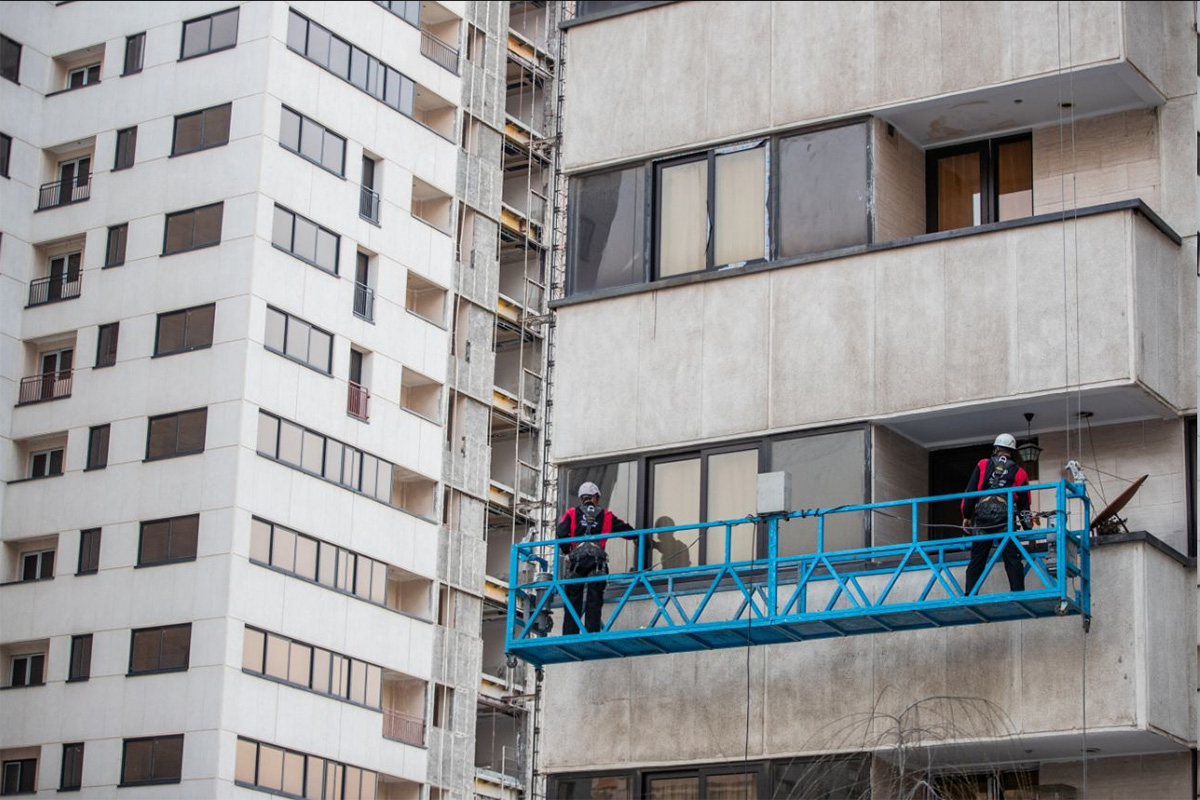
[1019,510,1034,530]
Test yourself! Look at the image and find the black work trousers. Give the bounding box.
[563,571,606,635]
[964,523,1026,595]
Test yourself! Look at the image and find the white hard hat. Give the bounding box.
[578,481,601,498]
[993,433,1017,451]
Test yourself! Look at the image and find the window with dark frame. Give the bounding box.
[172,103,232,156]
[1,758,37,795]
[241,625,383,709]
[180,7,239,60]
[95,322,119,367]
[77,528,101,575]
[129,624,191,674]
[104,223,127,267]
[9,652,45,687]
[60,743,84,791]
[1,35,21,84]
[120,735,184,786]
[263,306,333,374]
[234,737,379,797]
[279,106,346,176]
[154,304,215,356]
[373,0,420,26]
[271,204,340,273]
[113,126,137,170]
[68,634,92,681]
[138,514,199,566]
[926,133,1033,233]
[86,424,110,470]
[124,32,145,75]
[0,132,11,178]
[20,548,54,582]
[145,408,207,460]
[163,202,223,254]
[29,448,65,479]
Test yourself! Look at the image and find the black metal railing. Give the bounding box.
[18,370,73,405]
[28,274,82,307]
[353,282,375,322]
[359,185,380,223]
[37,174,92,210]
[382,710,426,746]
[420,30,460,74]
[348,381,370,421]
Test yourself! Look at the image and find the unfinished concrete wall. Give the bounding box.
[871,425,929,546]
[449,299,496,403]
[563,1,1133,170]
[872,119,926,242]
[537,540,1195,772]
[553,209,1189,461]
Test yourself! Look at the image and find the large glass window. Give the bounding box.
[181,8,239,59]
[272,205,340,274]
[163,203,223,254]
[146,408,207,459]
[928,133,1033,233]
[279,106,346,176]
[155,304,215,356]
[129,624,191,674]
[138,515,199,566]
[264,306,333,374]
[1,35,21,84]
[123,32,145,75]
[120,735,183,786]
[568,167,645,294]
[656,158,708,277]
[114,127,137,170]
[172,103,232,155]
[778,123,869,257]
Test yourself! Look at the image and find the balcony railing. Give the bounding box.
[37,175,92,210]
[348,381,370,421]
[383,710,426,746]
[359,185,380,224]
[420,30,460,74]
[17,370,73,405]
[478,745,525,780]
[28,275,82,307]
[353,282,375,322]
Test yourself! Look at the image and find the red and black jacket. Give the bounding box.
[556,506,635,553]
[961,456,1031,520]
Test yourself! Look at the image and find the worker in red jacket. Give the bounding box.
[961,433,1033,595]
[556,481,635,635]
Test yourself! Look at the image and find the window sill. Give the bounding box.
[152,344,213,359]
[118,779,182,788]
[0,576,54,587]
[271,243,339,277]
[169,141,230,158]
[143,450,205,463]
[264,345,334,378]
[102,261,125,269]
[83,465,107,472]
[7,474,65,485]
[121,68,143,77]
[1,682,46,690]
[280,143,346,180]
[178,44,236,63]
[46,81,101,98]
[65,676,89,683]
[75,569,98,577]
[127,666,189,677]
[162,240,221,257]
[134,557,198,569]
[111,164,134,172]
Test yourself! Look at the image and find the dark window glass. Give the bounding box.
[173,103,232,155]
[278,106,345,176]
[264,306,333,374]
[30,449,65,478]
[577,0,642,16]
[928,134,1033,233]
[271,205,340,273]
[86,425,110,470]
[138,515,199,565]
[67,63,100,89]
[60,743,84,791]
[1,759,36,794]
[124,32,145,75]
[163,203,223,254]
[78,528,101,574]
[146,408,208,459]
[20,550,54,582]
[778,123,870,257]
[114,127,137,170]
[104,224,128,267]
[374,1,420,26]
[0,132,10,178]
[181,8,239,59]
[120,735,183,785]
[1,35,21,84]
[129,624,191,673]
[155,304,215,356]
[69,634,92,681]
[569,167,645,295]
[9,653,44,687]
[95,322,119,367]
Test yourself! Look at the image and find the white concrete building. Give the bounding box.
[533,1,1198,797]
[0,1,524,796]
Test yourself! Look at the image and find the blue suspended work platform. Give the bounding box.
[506,480,1091,667]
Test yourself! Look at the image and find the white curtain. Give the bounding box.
[714,147,765,265]
[658,160,708,277]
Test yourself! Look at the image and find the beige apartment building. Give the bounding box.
[532,1,1198,798]
[0,1,555,798]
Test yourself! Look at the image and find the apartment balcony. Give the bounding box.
[27,274,81,307]
[552,203,1190,460]
[354,281,376,322]
[499,203,543,246]
[360,185,381,224]
[382,709,426,747]
[36,174,91,211]
[16,370,73,405]
[347,381,370,421]
[421,30,459,74]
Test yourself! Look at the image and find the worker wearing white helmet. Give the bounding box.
[555,481,635,635]
[960,433,1033,595]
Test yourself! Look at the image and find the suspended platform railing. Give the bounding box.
[506,480,1091,666]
